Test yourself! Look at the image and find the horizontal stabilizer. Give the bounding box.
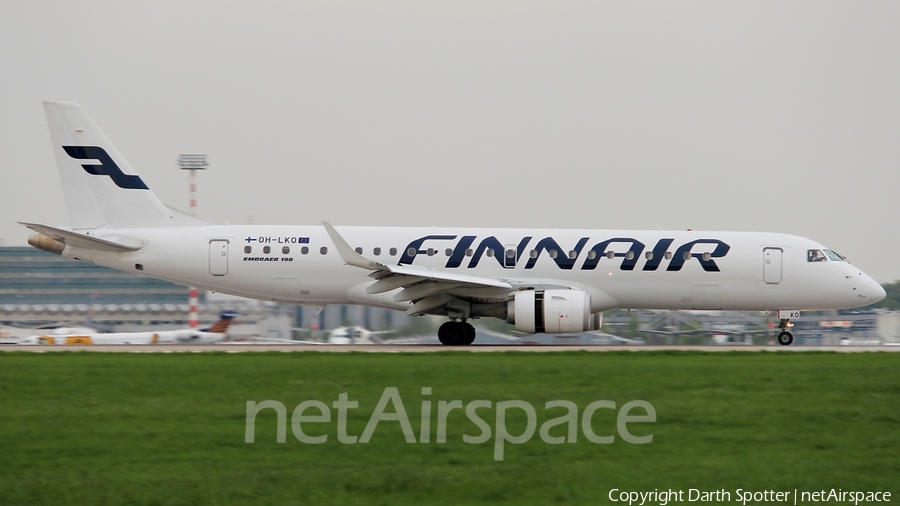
[19,222,140,252]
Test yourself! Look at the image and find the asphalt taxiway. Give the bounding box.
[1,344,898,353]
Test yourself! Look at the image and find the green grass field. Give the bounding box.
[0,351,897,505]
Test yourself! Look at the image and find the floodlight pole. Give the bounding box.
[179,154,208,329]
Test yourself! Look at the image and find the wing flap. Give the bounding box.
[406,293,456,316]
[393,282,461,302]
[367,274,426,294]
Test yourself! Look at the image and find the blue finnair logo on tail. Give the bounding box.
[63,146,149,190]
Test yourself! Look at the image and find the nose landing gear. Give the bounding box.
[777,318,794,346]
[438,320,476,346]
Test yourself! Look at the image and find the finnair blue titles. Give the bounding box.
[22,102,886,345]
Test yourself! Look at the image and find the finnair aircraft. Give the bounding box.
[22,102,885,346]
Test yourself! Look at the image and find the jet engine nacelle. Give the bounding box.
[507,289,597,334]
[28,233,65,255]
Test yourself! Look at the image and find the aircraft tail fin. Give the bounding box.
[42,101,206,230]
[203,310,239,334]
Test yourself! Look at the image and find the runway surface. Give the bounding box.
[1,344,898,353]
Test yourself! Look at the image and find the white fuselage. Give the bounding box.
[61,225,884,314]
[19,329,226,345]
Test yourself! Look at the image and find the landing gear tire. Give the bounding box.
[462,322,476,345]
[777,331,794,346]
[776,317,795,346]
[438,321,476,346]
[438,322,453,345]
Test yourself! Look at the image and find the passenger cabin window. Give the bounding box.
[607,251,615,259]
[407,247,416,256]
[587,250,596,260]
[244,246,252,254]
[508,249,516,259]
[447,248,453,257]
[263,246,271,254]
[282,246,290,254]
[389,247,397,256]
[568,250,577,259]
[301,246,309,255]
[320,247,328,255]
[808,249,827,262]
[645,251,653,260]
[665,252,673,260]
[486,249,494,257]
[824,250,844,261]
[355,247,363,254]
[549,250,558,259]
[373,247,381,256]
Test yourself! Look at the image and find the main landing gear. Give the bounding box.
[777,319,794,346]
[438,320,476,346]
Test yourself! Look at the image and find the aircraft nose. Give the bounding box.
[847,271,886,307]
[857,273,886,304]
[870,281,887,303]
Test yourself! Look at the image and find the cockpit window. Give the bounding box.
[823,249,844,262]
[807,249,827,262]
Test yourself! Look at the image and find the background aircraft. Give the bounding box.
[326,326,393,345]
[18,311,238,345]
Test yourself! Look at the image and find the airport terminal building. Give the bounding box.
[0,246,189,306]
[0,246,194,328]
[0,246,408,338]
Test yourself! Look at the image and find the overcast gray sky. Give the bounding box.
[1,1,898,282]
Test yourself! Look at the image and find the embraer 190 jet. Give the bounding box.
[22,102,886,345]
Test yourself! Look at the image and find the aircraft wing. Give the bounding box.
[323,221,515,316]
[323,221,511,289]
